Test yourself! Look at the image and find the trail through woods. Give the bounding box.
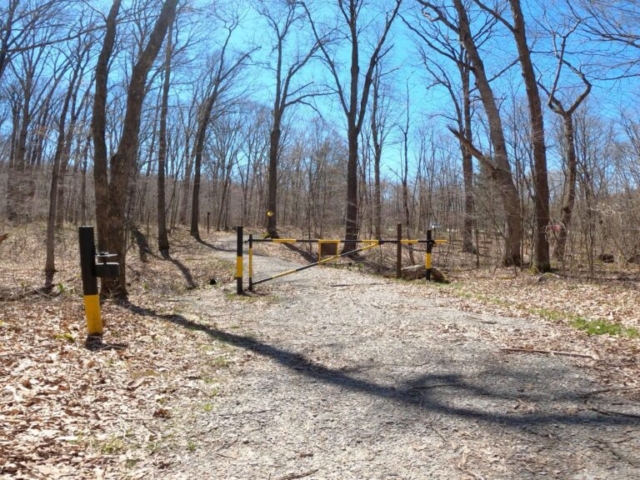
[1,232,639,479]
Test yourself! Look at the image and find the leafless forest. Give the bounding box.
[1,0,640,295]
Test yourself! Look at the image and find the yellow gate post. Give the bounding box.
[79,227,102,335]
[79,227,119,340]
[426,229,434,281]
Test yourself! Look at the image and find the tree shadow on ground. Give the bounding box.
[194,236,252,254]
[160,251,197,289]
[123,302,640,429]
[130,226,156,262]
[282,243,317,263]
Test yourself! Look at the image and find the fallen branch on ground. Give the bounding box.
[500,347,598,360]
[277,469,319,480]
[588,405,640,419]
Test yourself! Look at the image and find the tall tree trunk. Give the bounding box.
[105,0,178,297]
[190,96,217,240]
[267,124,281,237]
[305,0,402,254]
[45,60,79,287]
[345,125,359,251]
[92,0,121,252]
[401,113,415,265]
[92,0,177,299]
[8,73,33,223]
[508,0,550,271]
[451,0,522,266]
[460,56,476,254]
[157,21,172,255]
[555,113,577,261]
[371,82,382,240]
[542,37,591,263]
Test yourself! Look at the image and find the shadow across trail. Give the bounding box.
[195,236,236,253]
[130,226,156,262]
[124,302,640,429]
[160,252,197,289]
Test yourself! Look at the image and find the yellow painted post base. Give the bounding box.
[84,294,103,335]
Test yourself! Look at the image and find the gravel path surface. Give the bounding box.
[157,239,640,479]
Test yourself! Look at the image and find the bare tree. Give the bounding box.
[157,19,173,255]
[0,1,89,82]
[419,0,523,266]
[573,0,640,79]
[92,0,178,298]
[475,0,551,271]
[399,83,416,263]
[189,20,254,240]
[538,22,591,263]
[368,63,394,241]
[305,0,403,253]
[92,0,122,254]
[257,0,324,238]
[45,36,92,288]
[5,31,61,222]
[404,3,495,253]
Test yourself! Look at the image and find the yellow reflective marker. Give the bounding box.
[426,253,432,269]
[84,294,102,335]
[236,256,243,279]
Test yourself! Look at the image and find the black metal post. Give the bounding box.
[248,234,254,291]
[236,226,244,295]
[396,223,402,279]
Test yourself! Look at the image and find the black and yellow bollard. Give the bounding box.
[236,226,244,295]
[79,227,101,335]
[425,229,434,281]
[248,234,254,292]
[79,227,120,339]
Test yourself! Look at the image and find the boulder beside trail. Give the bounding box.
[401,264,448,283]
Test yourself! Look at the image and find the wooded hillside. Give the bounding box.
[1,0,640,292]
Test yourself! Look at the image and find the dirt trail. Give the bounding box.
[154,237,640,479]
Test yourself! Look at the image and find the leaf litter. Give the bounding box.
[0,225,639,478]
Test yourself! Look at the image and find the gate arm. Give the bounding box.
[250,241,380,287]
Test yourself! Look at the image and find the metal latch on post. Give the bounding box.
[95,252,119,279]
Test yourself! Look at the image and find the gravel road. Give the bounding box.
[156,239,640,479]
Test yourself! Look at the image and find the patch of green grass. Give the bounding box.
[571,317,639,338]
[224,292,265,302]
[187,440,197,452]
[146,440,163,454]
[529,308,566,322]
[54,332,75,343]
[100,436,126,455]
[213,356,229,368]
[202,402,214,412]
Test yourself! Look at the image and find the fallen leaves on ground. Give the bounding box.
[1,225,639,477]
